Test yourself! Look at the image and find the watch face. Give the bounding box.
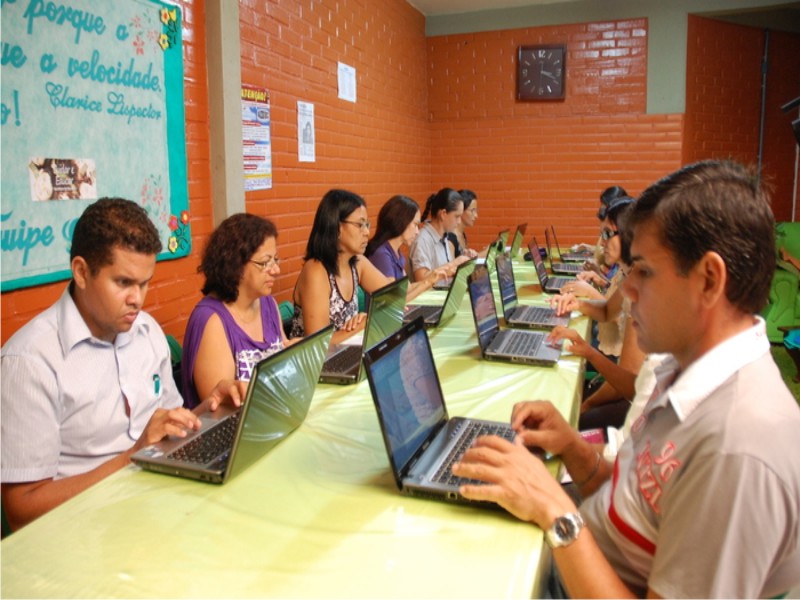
[517,45,565,101]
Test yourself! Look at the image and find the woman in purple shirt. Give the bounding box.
[181,214,291,409]
[365,195,452,303]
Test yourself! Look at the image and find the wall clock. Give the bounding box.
[517,45,566,101]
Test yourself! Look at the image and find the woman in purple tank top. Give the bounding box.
[181,214,291,409]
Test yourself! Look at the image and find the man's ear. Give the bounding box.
[71,256,90,290]
[695,251,727,308]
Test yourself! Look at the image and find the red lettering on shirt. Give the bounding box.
[635,440,681,515]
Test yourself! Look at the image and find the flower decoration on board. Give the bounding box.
[168,211,190,254]
[158,6,179,51]
[128,10,160,56]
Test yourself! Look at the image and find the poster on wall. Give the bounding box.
[0,0,190,292]
[241,85,273,191]
[297,101,315,163]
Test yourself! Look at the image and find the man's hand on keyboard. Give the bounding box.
[132,408,202,452]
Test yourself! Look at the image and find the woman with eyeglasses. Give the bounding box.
[365,195,451,302]
[409,187,471,283]
[290,189,403,345]
[181,213,291,409]
[446,189,479,259]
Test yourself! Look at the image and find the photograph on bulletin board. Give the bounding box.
[0,0,190,292]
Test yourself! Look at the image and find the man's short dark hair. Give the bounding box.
[200,213,278,302]
[630,160,775,314]
[70,197,162,274]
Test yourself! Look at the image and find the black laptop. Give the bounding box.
[363,318,519,504]
[131,325,334,483]
[549,225,593,262]
[467,264,562,366]
[545,227,583,274]
[494,253,569,329]
[404,259,475,328]
[529,235,575,294]
[319,277,407,384]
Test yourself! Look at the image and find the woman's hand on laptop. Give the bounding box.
[546,326,590,358]
[549,293,578,316]
[195,379,248,414]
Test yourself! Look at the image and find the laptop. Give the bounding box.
[404,259,476,328]
[545,227,583,275]
[549,225,593,262]
[363,318,522,504]
[494,253,570,330]
[529,235,575,294]
[318,277,408,384]
[506,223,528,259]
[496,228,510,253]
[467,264,562,366]
[476,236,502,274]
[131,325,334,484]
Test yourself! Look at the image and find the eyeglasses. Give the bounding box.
[342,220,371,231]
[250,256,280,270]
[600,229,619,241]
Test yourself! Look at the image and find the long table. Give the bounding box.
[1,260,588,599]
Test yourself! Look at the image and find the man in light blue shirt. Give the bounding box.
[1,198,242,531]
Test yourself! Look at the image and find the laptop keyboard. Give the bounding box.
[323,344,362,373]
[496,330,543,357]
[513,305,558,325]
[553,262,582,273]
[169,411,241,466]
[432,421,516,486]
[551,276,573,287]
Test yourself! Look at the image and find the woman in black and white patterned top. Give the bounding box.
[290,189,403,346]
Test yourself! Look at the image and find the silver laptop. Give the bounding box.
[404,259,476,329]
[319,277,408,385]
[363,318,523,505]
[545,227,583,275]
[506,223,528,259]
[467,264,562,366]
[529,235,575,294]
[131,325,334,484]
[494,253,569,330]
[549,225,593,262]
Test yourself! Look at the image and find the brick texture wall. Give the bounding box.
[6,4,794,346]
[427,19,684,250]
[685,15,800,222]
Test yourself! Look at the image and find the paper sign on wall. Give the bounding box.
[298,101,315,163]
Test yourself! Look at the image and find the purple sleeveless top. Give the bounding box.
[181,296,283,408]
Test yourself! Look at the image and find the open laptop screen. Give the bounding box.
[367,326,446,474]
[469,265,499,350]
[495,254,517,310]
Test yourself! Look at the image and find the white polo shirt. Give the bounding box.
[409,222,451,276]
[1,287,182,482]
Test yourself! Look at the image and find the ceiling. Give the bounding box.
[407,0,800,33]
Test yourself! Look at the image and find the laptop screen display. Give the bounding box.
[469,265,499,351]
[529,238,549,282]
[495,254,517,310]
[368,326,446,473]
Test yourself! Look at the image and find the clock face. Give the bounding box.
[517,45,565,101]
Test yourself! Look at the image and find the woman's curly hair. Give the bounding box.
[199,213,278,302]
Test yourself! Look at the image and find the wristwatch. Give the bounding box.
[545,512,585,548]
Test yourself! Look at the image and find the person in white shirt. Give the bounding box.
[1,198,244,531]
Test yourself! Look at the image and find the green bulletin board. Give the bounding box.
[0,0,190,292]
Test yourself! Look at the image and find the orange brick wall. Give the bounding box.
[238,0,431,307]
[685,16,800,222]
[427,19,684,250]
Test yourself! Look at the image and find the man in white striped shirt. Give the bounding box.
[1,198,242,531]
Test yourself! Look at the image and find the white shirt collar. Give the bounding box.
[646,316,770,422]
